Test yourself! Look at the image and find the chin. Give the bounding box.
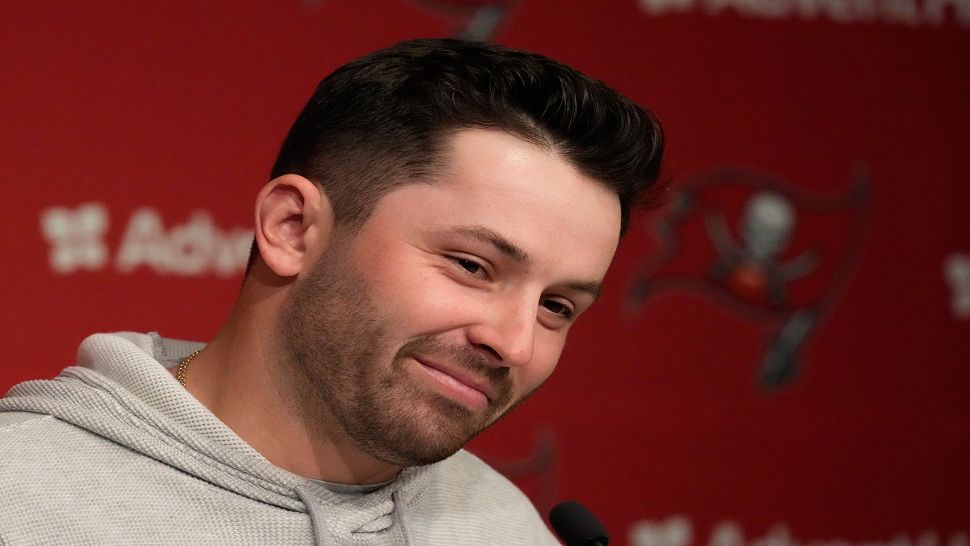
[364,399,494,466]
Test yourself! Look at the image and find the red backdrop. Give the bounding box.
[2,2,968,544]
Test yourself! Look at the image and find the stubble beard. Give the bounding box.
[276,237,518,467]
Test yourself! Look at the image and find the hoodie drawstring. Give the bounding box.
[296,486,329,546]
[391,490,414,546]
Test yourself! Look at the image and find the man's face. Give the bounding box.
[278,129,621,466]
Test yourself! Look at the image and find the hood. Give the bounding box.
[0,332,429,544]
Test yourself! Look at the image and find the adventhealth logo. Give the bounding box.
[639,0,970,28]
[40,203,111,274]
[630,516,967,546]
[40,203,253,277]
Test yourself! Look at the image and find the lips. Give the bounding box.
[411,355,498,404]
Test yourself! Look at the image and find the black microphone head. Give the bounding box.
[549,500,609,546]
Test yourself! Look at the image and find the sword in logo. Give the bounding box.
[411,0,517,41]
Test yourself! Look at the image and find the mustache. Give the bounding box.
[396,336,512,394]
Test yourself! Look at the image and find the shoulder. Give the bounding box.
[0,410,137,492]
[0,411,99,529]
[0,410,51,431]
[0,411,103,477]
[432,449,532,503]
[0,411,67,446]
[406,450,559,545]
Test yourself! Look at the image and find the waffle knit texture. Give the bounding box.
[0,332,558,545]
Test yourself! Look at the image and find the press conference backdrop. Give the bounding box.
[2,2,967,545]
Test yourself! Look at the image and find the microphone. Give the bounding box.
[549,500,609,546]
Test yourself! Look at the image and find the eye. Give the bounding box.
[541,298,574,319]
[449,256,488,279]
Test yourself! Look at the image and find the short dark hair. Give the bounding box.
[262,38,663,265]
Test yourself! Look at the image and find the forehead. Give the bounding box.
[366,128,622,279]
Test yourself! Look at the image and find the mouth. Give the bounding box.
[410,355,496,412]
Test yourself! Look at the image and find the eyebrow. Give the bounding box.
[443,225,603,302]
[565,280,602,302]
[448,225,531,264]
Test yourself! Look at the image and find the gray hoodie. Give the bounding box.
[0,332,558,545]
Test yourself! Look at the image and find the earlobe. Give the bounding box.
[254,174,334,278]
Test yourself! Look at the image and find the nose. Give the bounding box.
[467,295,536,367]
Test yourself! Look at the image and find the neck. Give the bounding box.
[176,271,403,485]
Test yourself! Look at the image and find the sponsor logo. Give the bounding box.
[944,252,970,319]
[626,167,871,390]
[630,516,968,546]
[40,203,252,277]
[411,0,517,40]
[639,0,970,28]
[40,203,110,274]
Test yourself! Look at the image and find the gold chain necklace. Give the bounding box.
[176,350,202,387]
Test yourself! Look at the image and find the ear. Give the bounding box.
[254,174,334,278]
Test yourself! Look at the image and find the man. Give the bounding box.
[0,39,663,544]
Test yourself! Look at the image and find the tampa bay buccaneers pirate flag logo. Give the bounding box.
[626,167,871,390]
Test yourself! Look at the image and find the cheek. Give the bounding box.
[358,259,480,336]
